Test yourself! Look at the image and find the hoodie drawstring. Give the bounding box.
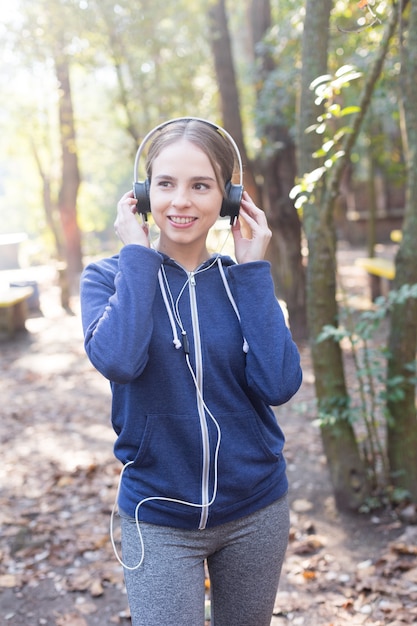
[217,258,249,353]
[158,259,249,354]
[157,268,182,349]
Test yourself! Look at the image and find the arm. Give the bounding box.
[80,245,162,383]
[229,191,302,404]
[227,261,302,406]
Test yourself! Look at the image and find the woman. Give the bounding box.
[80,118,302,626]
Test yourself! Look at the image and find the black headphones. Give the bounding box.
[133,117,244,225]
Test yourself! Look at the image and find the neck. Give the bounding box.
[154,238,210,271]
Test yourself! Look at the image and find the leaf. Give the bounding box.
[55,613,88,626]
[340,105,361,116]
[90,578,104,597]
[293,536,325,554]
[310,74,332,90]
[0,574,21,588]
[335,64,357,77]
[289,184,302,200]
[390,542,417,556]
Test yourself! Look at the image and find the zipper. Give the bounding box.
[188,271,210,529]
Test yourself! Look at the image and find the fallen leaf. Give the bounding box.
[55,612,88,626]
[390,541,417,556]
[76,600,98,615]
[89,578,104,597]
[0,574,21,588]
[292,535,325,554]
[292,498,313,513]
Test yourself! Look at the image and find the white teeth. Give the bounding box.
[170,216,195,224]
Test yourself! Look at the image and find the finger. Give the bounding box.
[240,198,267,221]
[239,206,260,229]
[233,209,252,240]
[117,196,138,217]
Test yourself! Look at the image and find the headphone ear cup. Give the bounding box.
[133,179,151,216]
[220,181,243,224]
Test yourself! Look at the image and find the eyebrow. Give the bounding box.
[153,174,216,182]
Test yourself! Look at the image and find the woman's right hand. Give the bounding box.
[114,190,150,247]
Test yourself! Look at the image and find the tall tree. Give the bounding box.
[55,53,82,289]
[386,0,417,501]
[298,0,370,510]
[207,0,258,200]
[249,0,307,340]
[12,0,84,299]
[208,0,307,338]
[298,1,408,510]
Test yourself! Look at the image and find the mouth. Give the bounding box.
[168,216,197,225]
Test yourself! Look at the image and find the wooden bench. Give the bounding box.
[0,286,34,338]
[355,257,395,280]
[355,257,395,300]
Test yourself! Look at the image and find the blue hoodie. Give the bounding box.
[80,244,302,530]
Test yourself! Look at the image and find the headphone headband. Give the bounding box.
[133,117,243,187]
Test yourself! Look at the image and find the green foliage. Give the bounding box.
[331,2,406,185]
[317,284,417,503]
[290,65,363,209]
[0,0,218,250]
[315,393,351,429]
[0,0,407,254]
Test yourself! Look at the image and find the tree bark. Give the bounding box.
[30,139,65,261]
[298,0,370,510]
[386,0,417,502]
[260,127,307,339]
[207,0,258,200]
[246,0,307,340]
[55,55,83,298]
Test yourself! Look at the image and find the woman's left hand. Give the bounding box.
[232,191,272,264]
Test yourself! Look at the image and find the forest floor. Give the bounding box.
[1,242,417,626]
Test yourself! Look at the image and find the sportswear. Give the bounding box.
[80,244,302,530]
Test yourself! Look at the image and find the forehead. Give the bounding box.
[152,139,215,175]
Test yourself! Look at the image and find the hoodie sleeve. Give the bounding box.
[226,260,302,406]
[80,245,162,383]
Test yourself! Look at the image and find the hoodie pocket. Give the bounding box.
[216,410,284,501]
[129,412,205,500]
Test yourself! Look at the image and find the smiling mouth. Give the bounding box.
[169,216,197,224]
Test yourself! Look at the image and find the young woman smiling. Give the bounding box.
[80,118,302,626]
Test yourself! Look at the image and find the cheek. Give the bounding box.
[148,187,163,211]
[150,205,164,229]
[148,193,164,228]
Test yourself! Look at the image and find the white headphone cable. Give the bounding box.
[109,384,221,571]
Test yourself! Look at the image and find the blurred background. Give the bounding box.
[0,2,406,307]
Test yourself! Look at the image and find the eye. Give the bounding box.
[193,182,210,191]
[157,179,173,188]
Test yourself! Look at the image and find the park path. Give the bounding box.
[1,243,416,625]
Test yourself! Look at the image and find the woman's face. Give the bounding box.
[149,139,224,254]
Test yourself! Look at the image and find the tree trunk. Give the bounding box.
[248,0,307,340]
[261,127,307,339]
[386,0,417,502]
[298,0,370,510]
[30,139,65,261]
[55,54,83,299]
[207,0,258,201]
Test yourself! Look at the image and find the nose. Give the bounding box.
[171,185,191,208]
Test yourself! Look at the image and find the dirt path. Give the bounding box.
[0,247,416,625]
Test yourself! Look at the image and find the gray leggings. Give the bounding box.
[120,495,289,626]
